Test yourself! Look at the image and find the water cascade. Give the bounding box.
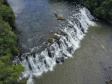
[13,7,95,83]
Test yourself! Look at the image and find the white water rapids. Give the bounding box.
[13,7,96,84]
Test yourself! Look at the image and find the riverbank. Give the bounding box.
[0,0,25,84]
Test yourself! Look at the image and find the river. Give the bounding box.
[7,0,112,84]
[35,21,112,84]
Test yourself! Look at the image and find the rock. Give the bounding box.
[56,59,60,63]
[54,12,66,20]
[109,67,111,69]
[29,64,32,70]
[60,31,67,36]
[56,57,64,63]
[68,24,74,28]
[110,78,112,81]
[54,12,58,17]
[32,53,35,58]
[48,50,52,57]
[44,60,47,65]
[106,78,112,84]
[81,28,85,33]
[63,53,68,57]
[57,16,66,20]
[56,40,61,48]
[61,57,64,62]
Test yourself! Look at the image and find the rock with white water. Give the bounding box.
[13,7,96,84]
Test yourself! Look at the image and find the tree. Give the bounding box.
[0,1,25,84]
[64,0,112,21]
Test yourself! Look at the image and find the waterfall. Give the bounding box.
[13,7,95,84]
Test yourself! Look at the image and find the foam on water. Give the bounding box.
[13,7,96,84]
[27,76,35,84]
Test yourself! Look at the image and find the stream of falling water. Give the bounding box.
[7,0,97,84]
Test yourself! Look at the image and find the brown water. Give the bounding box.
[34,21,112,84]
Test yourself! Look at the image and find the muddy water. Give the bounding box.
[35,21,112,84]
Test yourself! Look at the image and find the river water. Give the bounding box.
[35,21,112,84]
[8,0,112,84]
[7,0,73,52]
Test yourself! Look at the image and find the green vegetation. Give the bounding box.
[0,0,25,84]
[67,0,112,21]
[52,35,58,39]
[82,0,112,21]
[0,0,16,27]
[48,38,53,43]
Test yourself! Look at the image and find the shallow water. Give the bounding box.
[34,21,112,84]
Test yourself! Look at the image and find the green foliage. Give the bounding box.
[0,0,5,4]
[52,35,58,39]
[0,19,19,57]
[66,0,112,21]
[48,38,53,43]
[82,0,112,20]
[0,0,25,84]
[0,60,24,84]
[0,2,16,27]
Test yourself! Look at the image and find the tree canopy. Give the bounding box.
[83,0,112,20]
[0,0,25,84]
[64,0,112,21]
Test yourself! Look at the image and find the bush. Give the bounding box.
[0,4,16,27]
[84,0,112,20]
[48,38,53,43]
[64,0,112,21]
[52,35,58,39]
